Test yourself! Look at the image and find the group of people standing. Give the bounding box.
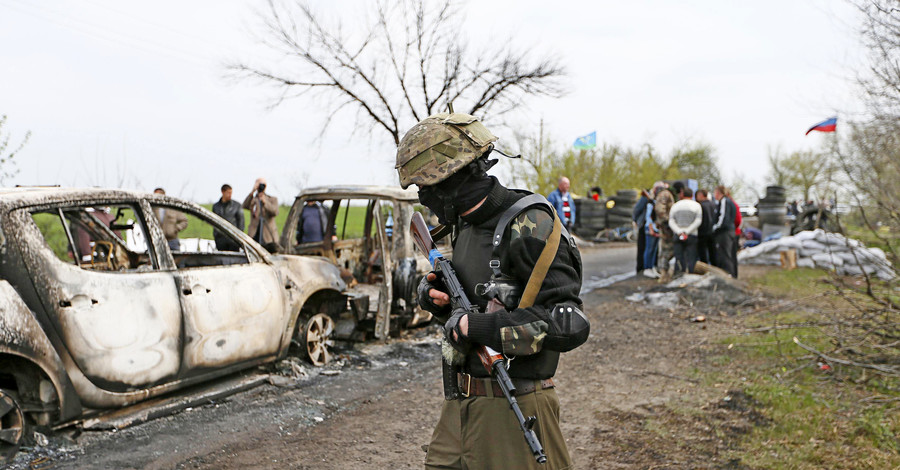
[153,178,283,253]
[633,181,740,281]
[211,178,285,252]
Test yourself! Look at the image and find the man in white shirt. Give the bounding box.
[668,188,703,274]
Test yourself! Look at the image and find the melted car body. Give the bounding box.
[279,186,438,339]
[0,188,350,442]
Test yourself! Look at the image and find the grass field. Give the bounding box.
[183,203,372,242]
[712,268,900,468]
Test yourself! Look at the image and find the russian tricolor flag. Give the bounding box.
[805,117,837,135]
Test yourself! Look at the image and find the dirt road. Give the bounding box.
[12,245,754,469]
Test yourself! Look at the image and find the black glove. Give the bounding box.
[417,273,451,319]
[443,308,471,354]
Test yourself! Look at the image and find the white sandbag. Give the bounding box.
[875,269,897,281]
[812,252,844,267]
[738,244,770,259]
[811,229,828,243]
[797,258,815,268]
[867,247,887,261]
[814,261,836,271]
[777,238,802,251]
[837,252,863,265]
[798,248,820,258]
[824,233,852,247]
[742,253,782,265]
[855,250,892,270]
[824,244,850,253]
[755,241,781,255]
[801,240,829,252]
[841,265,864,276]
[840,264,882,277]
[792,230,818,241]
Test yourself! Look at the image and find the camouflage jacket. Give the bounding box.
[654,189,675,238]
[450,180,589,380]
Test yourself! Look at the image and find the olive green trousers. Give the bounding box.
[424,385,573,470]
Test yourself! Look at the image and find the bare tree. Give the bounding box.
[766,147,835,201]
[854,0,900,120]
[230,0,567,145]
[837,0,900,256]
[0,115,30,185]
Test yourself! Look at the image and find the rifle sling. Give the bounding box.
[518,212,562,309]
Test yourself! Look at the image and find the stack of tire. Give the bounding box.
[574,197,606,238]
[574,190,639,239]
[606,190,638,228]
[757,185,787,229]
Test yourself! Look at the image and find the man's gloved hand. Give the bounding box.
[443,308,471,354]
[417,272,451,319]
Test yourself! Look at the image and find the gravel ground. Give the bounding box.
[9,246,767,469]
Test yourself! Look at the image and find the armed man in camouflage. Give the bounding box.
[396,113,590,470]
[653,181,678,281]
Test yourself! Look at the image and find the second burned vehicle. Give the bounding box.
[279,186,436,340]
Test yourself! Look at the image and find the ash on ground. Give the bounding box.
[626,273,763,316]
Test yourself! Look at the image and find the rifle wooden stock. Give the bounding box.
[410,212,547,464]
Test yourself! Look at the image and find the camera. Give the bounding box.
[257,183,266,193]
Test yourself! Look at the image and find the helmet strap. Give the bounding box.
[492,148,522,159]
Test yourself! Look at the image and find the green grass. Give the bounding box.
[32,212,71,261]
[748,267,829,297]
[728,269,899,468]
[660,267,900,468]
[179,204,280,240]
[183,204,371,241]
[843,222,898,257]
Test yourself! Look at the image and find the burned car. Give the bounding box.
[0,188,355,459]
[279,186,436,339]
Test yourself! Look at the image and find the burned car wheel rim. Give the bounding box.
[301,313,335,366]
[0,390,24,462]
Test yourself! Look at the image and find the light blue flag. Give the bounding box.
[573,131,596,149]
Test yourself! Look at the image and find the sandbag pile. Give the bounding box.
[737,229,896,280]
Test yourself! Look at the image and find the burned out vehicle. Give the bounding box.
[0,188,355,459]
[279,186,435,339]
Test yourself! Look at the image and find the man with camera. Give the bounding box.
[242,177,279,253]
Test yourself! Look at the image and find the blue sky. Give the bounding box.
[0,0,865,203]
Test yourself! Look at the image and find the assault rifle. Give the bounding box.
[410,212,547,464]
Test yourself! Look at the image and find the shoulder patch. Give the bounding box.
[510,208,554,242]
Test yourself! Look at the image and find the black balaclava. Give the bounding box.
[417,156,497,225]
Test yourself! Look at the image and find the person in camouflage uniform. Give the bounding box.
[396,113,590,470]
[653,182,677,280]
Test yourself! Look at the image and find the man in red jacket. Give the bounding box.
[732,199,742,277]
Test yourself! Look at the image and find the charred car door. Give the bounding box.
[21,204,182,391]
[285,196,392,338]
[148,204,288,375]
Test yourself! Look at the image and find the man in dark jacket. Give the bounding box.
[632,189,651,274]
[396,112,589,470]
[296,200,329,244]
[695,189,716,265]
[212,184,245,252]
[711,185,737,277]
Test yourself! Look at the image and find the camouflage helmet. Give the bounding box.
[395,113,498,189]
